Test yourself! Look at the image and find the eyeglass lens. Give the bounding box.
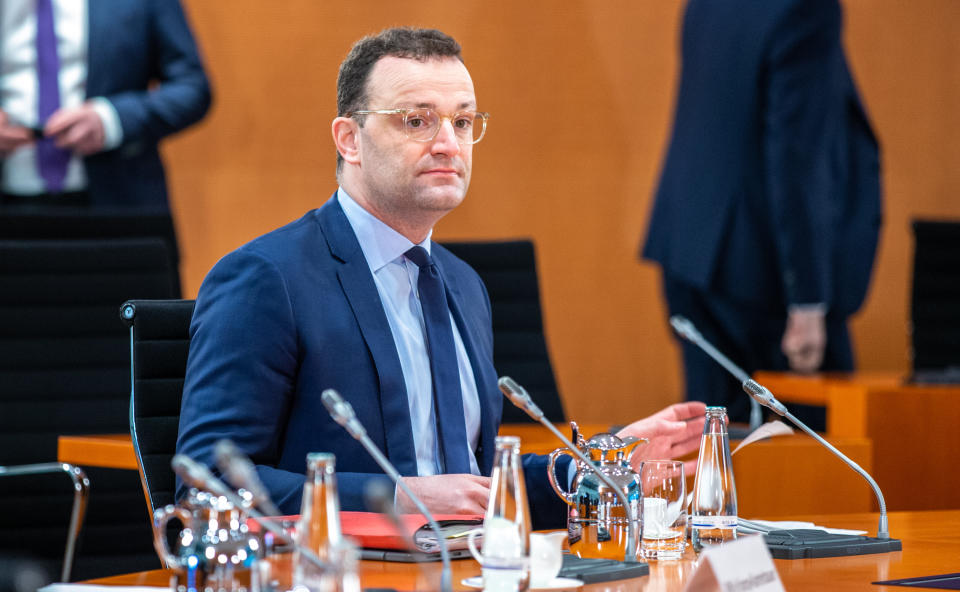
[403,109,485,144]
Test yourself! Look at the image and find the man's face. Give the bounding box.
[352,56,476,225]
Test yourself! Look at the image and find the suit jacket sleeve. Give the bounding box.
[176,247,390,513]
[762,0,843,306]
[105,0,212,146]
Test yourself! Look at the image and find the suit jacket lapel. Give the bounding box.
[317,197,418,475]
[436,257,499,475]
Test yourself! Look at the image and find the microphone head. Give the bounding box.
[321,388,355,426]
[742,379,787,417]
[497,376,544,420]
[364,479,395,515]
[171,454,227,495]
[669,315,699,342]
[742,379,772,403]
[213,439,239,468]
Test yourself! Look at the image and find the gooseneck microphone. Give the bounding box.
[498,376,640,563]
[741,379,890,539]
[170,454,331,571]
[214,439,282,517]
[670,315,891,539]
[321,389,454,592]
[669,316,763,429]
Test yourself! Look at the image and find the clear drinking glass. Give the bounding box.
[639,460,687,560]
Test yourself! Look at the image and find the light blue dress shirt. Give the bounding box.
[337,188,481,476]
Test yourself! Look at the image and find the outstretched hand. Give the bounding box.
[396,474,491,515]
[616,401,706,476]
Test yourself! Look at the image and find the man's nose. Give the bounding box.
[430,118,461,156]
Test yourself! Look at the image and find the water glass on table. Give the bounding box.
[640,460,687,560]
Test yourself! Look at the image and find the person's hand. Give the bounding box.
[616,401,707,476]
[396,474,491,515]
[45,103,106,155]
[0,110,33,157]
[781,308,826,373]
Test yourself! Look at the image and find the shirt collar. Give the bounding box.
[337,187,432,273]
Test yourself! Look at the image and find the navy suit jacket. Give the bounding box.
[176,196,568,529]
[0,0,211,208]
[643,0,881,315]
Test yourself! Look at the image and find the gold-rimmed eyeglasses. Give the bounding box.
[346,108,489,145]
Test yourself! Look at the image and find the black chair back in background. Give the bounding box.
[0,207,180,295]
[441,239,566,423]
[121,299,196,521]
[0,237,178,581]
[911,220,960,382]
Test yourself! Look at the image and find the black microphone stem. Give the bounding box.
[321,390,454,592]
[741,380,890,539]
[670,315,763,429]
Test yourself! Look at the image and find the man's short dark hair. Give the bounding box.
[336,28,463,172]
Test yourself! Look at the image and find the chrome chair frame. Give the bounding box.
[0,462,89,582]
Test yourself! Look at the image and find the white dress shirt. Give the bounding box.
[0,0,122,195]
[337,188,482,477]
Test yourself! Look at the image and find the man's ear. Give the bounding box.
[332,117,361,165]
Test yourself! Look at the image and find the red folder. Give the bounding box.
[248,512,483,553]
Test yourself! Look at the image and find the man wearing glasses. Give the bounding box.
[177,28,704,528]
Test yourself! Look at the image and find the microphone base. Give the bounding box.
[559,554,649,583]
[762,530,902,559]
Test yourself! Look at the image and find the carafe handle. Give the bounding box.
[546,447,576,506]
[152,504,194,568]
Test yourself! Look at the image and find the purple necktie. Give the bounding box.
[36,0,70,193]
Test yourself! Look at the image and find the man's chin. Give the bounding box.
[415,184,467,210]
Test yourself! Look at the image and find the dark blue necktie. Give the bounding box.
[36,0,70,192]
[405,246,472,474]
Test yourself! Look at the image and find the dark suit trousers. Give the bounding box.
[663,275,854,431]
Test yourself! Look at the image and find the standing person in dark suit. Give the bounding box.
[0,0,211,209]
[177,27,706,530]
[643,0,881,426]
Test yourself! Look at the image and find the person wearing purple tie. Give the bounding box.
[0,0,210,208]
[175,27,705,529]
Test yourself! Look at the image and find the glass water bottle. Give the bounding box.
[483,436,532,592]
[690,407,738,552]
[294,452,345,591]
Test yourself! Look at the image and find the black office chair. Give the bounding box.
[440,239,566,423]
[0,207,181,296]
[910,220,960,382]
[121,299,196,521]
[0,238,178,581]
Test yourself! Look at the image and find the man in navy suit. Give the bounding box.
[0,0,211,209]
[177,28,705,529]
[643,0,881,425]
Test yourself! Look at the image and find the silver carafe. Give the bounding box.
[153,488,263,592]
[547,422,646,560]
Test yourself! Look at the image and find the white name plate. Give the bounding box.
[683,535,785,592]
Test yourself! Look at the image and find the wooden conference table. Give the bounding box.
[86,510,960,591]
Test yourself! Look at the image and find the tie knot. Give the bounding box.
[405,246,434,269]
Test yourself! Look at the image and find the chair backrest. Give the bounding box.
[122,299,196,517]
[0,238,179,579]
[0,207,181,296]
[910,220,960,382]
[440,239,566,423]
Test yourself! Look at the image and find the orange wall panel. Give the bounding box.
[161,1,960,423]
